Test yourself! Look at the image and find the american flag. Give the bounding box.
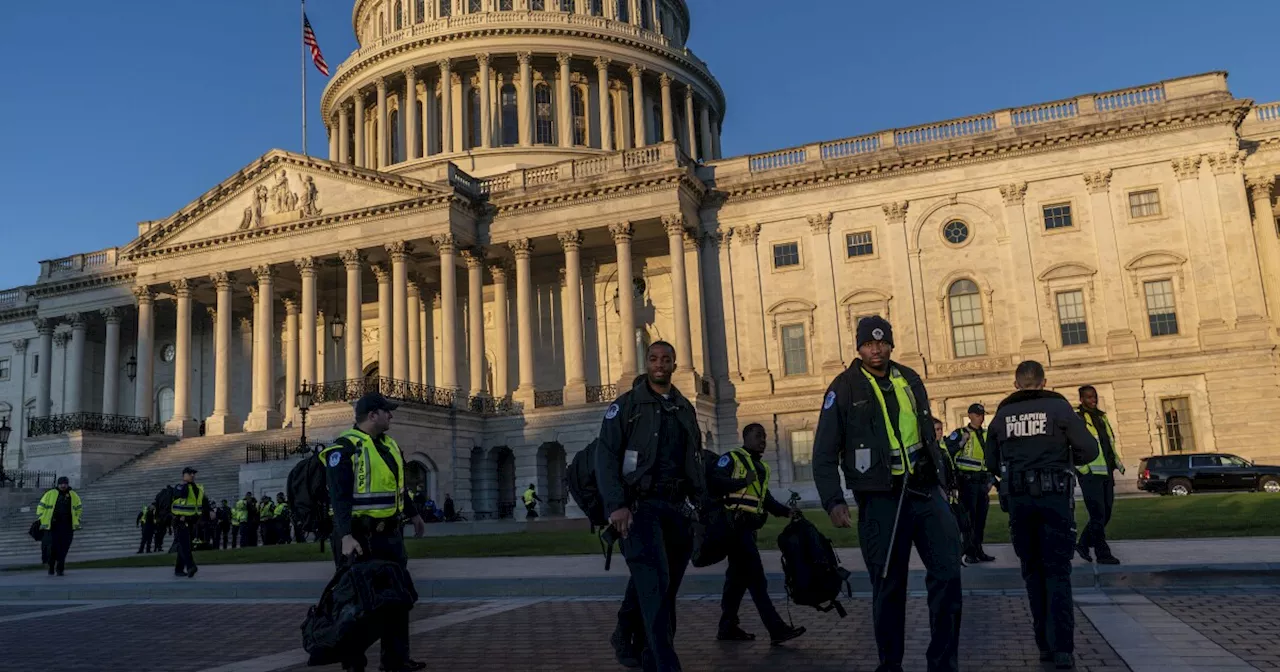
[303,14,329,77]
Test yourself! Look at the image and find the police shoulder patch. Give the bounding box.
[948,431,960,441]
[823,390,836,410]
[604,403,620,420]
[717,455,731,468]
[327,452,342,468]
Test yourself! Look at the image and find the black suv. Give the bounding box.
[1138,453,1280,496]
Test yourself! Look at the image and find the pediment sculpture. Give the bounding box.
[239,170,322,230]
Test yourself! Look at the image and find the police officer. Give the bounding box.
[216,499,232,550]
[597,340,707,672]
[239,492,258,548]
[813,316,961,672]
[523,483,541,519]
[259,492,276,545]
[946,403,996,564]
[710,423,807,645]
[274,493,291,544]
[320,392,426,672]
[231,496,246,549]
[985,361,1098,670]
[137,503,156,554]
[1075,385,1123,565]
[171,467,209,578]
[37,476,82,575]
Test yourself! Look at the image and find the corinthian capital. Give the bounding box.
[133,285,155,304]
[1171,155,1203,181]
[608,222,633,242]
[594,56,611,71]
[369,263,390,283]
[65,312,86,329]
[170,278,193,298]
[516,52,532,67]
[508,238,533,259]
[734,223,761,245]
[661,214,687,237]
[11,338,28,354]
[557,230,583,251]
[252,265,276,282]
[999,183,1027,206]
[100,307,122,324]
[432,233,456,254]
[807,212,832,234]
[210,271,234,291]
[882,201,908,225]
[628,64,645,79]
[339,249,364,270]
[1083,170,1112,194]
[556,52,573,68]
[384,241,413,261]
[488,261,509,283]
[459,247,486,268]
[1246,175,1276,202]
[1207,150,1247,176]
[295,256,318,275]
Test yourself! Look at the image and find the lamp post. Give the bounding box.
[0,416,11,485]
[125,352,138,383]
[330,312,345,344]
[297,380,313,453]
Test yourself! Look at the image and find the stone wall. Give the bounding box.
[23,432,169,487]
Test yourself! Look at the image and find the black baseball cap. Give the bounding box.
[182,466,198,475]
[967,403,986,415]
[56,476,69,485]
[355,392,399,417]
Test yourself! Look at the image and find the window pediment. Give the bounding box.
[1037,262,1097,282]
[1124,251,1186,271]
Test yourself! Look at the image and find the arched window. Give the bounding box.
[415,100,425,156]
[438,0,451,17]
[650,102,662,142]
[394,1,404,29]
[531,0,545,9]
[535,83,554,144]
[571,86,587,145]
[431,91,443,154]
[499,0,514,9]
[500,83,518,146]
[608,91,617,147]
[346,120,357,164]
[469,0,482,12]
[948,279,987,358]
[415,0,425,22]
[589,0,603,16]
[639,0,651,29]
[468,88,482,149]
[390,109,402,163]
[615,0,629,22]
[157,387,174,426]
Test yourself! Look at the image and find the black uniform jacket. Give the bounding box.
[985,390,1099,475]
[812,359,951,512]
[595,375,708,515]
[326,426,420,539]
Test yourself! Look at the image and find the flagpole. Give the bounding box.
[301,0,308,156]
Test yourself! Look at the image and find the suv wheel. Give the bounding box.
[1260,476,1280,494]
[1168,478,1192,496]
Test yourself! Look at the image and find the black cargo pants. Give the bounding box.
[957,472,991,557]
[1008,489,1077,655]
[619,498,693,672]
[331,521,413,670]
[1077,473,1115,558]
[719,526,787,636]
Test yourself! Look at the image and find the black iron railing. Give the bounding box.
[534,389,564,408]
[245,440,324,464]
[313,377,458,409]
[0,470,60,489]
[27,413,163,438]
[467,395,521,415]
[586,384,618,404]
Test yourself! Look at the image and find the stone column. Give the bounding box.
[353,92,367,168]
[517,52,533,147]
[340,251,364,382]
[687,233,710,377]
[439,59,454,154]
[387,242,412,381]
[734,224,771,388]
[712,229,742,382]
[558,231,587,404]
[999,183,1049,359]
[595,57,613,151]
[434,234,460,390]
[101,307,122,416]
[403,67,419,161]
[557,53,573,147]
[338,103,351,164]
[684,88,698,161]
[375,79,389,168]
[699,103,713,162]
[662,215,694,376]
[283,295,299,424]
[205,272,237,434]
[659,74,674,145]
[328,121,339,161]
[295,257,318,388]
[166,280,197,436]
[407,278,422,385]
[609,222,637,380]
[246,286,260,414]
[510,238,536,402]
[63,313,86,414]
[806,213,843,373]
[711,119,721,159]
[462,248,487,397]
[421,79,434,156]
[489,262,510,397]
[1207,151,1269,324]
[1084,170,1138,358]
[372,262,392,378]
[478,53,493,148]
[881,203,924,368]
[1246,175,1280,322]
[133,288,155,420]
[1172,156,1225,328]
[629,65,646,148]
[247,265,282,430]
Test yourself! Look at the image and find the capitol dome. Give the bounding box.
[320,0,725,177]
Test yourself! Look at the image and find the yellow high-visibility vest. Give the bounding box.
[37,489,82,531]
[723,449,772,515]
[955,427,987,473]
[1077,409,1122,475]
[862,367,922,475]
[172,483,204,518]
[319,428,405,519]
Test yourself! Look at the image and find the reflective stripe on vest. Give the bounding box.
[172,484,204,517]
[1077,410,1119,475]
[320,428,405,519]
[724,449,771,514]
[862,367,922,476]
[956,428,987,472]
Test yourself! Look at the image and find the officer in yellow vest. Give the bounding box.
[522,483,541,519]
[259,493,276,545]
[38,476,82,575]
[945,403,996,564]
[231,497,247,549]
[708,423,807,645]
[171,466,208,578]
[1075,385,1124,565]
[319,392,426,672]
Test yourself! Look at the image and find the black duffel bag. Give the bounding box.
[302,558,419,666]
[28,519,43,541]
[690,504,732,568]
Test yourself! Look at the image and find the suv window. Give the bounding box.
[1190,455,1222,468]
[1146,456,1177,470]
[1222,456,1250,468]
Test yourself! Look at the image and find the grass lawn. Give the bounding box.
[22,492,1280,571]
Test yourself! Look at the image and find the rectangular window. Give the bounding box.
[1144,279,1179,336]
[845,231,874,258]
[31,353,38,376]
[772,242,800,268]
[781,324,808,376]
[0,357,9,381]
[1043,203,1073,230]
[1128,189,1161,219]
[790,429,814,482]
[1055,290,1089,346]
[1161,397,1195,453]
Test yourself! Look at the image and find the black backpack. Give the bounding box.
[565,439,607,527]
[152,486,175,530]
[288,454,329,534]
[301,558,418,666]
[777,516,852,617]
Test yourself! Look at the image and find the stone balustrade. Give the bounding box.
[1259,102,1280,122]
[479,141,685,195]
[37,247,119,281]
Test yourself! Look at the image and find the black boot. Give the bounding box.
[770,626,806,645]
[1075,543,1093,562]
[610,627,640,668]
[716,626,756,641]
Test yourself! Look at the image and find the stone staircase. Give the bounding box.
[0,428,314,564]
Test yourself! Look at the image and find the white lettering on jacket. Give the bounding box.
[1005,412,1048,438]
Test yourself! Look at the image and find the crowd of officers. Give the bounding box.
[136,490,307,554]
[598,317,1123,672]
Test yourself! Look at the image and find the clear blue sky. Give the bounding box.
[3,0,1277,291]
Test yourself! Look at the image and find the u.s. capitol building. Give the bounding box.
[2,0,1279,524]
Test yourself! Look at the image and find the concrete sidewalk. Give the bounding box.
[3,537,1278,601]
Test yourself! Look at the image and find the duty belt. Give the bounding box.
[1007,469,1074,497]
[642,478,688,502]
